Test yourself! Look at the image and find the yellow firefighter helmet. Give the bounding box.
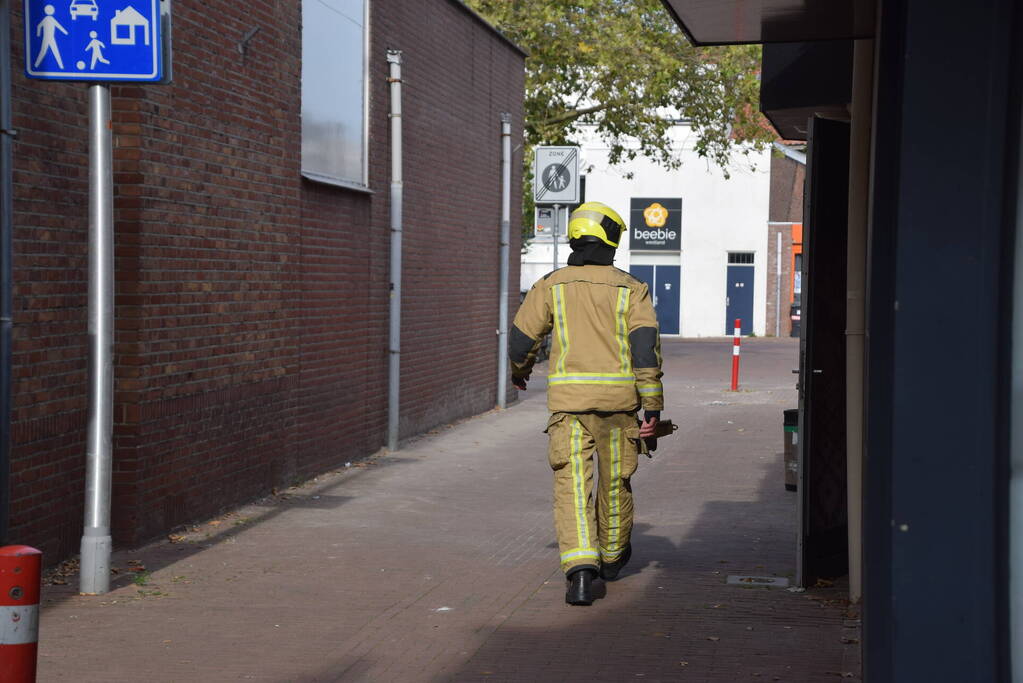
[567,202,626,248]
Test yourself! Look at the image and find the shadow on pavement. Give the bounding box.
[435,454,859,682]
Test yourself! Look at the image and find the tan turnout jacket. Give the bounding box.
[510,264,663,413]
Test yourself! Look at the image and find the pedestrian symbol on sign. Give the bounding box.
[83,30,110,70]
[542,163,571,193]
[33,5,68,69]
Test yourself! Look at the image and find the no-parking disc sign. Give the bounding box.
[533,146,579,204]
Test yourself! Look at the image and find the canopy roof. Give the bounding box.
[659,0,874,45]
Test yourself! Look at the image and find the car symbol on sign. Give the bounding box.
[69,0,99,20]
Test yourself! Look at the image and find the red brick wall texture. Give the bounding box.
[6,0,525,557]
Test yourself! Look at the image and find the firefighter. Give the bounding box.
[510,201,664,605]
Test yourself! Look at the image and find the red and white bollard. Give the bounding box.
[730,318,741,391]
[0,546,41,682]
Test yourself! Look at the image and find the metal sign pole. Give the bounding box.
[21,0,167,594]
[552,204,560,271]
[80,83,113,595]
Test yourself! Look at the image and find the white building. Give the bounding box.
[522,122,771,337]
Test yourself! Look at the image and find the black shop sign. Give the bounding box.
[630,197,682,251]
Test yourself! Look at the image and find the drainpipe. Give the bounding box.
[775,230,782,337]
[0,0,14,546]
[387,50,403,452]
[497,114,511,409]
[846,38,874,603]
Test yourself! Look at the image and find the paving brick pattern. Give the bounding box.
[36,339,860,682]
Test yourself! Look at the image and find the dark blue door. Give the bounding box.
[630,265,680,335]
[629,265,654,293]
[725,265,754,335]
[654,265,680,335]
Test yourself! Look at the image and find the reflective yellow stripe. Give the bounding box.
[615,287,631,375]
[569,209,611,226]
[637,385,663,395]
[605,427,623,556]
[552,285,570,375]
[600,545,626,562]
[549,374,635,385]
[569,420,589,552]
[561,548,600,564]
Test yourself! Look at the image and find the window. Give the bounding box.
[728,252,755,265]
[301,0,369,189]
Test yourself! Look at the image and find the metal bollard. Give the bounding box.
[0,546,41,682]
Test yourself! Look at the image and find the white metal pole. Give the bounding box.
[1011,65,1023,681]
[497,114,511,409]
[552,204,560,270]
[387,50,403,452]
[845,38,873,604]
[776,230,782,337]
[80,84,114,595]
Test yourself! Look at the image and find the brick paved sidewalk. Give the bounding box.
[36,338,860,682]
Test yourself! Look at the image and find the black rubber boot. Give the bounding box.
[565,568,597,605]
[599,543,632,581]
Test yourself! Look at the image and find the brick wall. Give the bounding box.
[8,1,91,557]
[770,153,805,223]
[6,0,524,556]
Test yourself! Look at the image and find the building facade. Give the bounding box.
[766,147,805,337]
[660,0,1023,678]
[1,0,524,558]
[522,123,771,337]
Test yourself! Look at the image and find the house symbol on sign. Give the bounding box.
[111,6,151,46]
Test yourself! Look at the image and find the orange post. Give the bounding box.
[0,546,41,682]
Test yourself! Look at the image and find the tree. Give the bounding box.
[465,0,774,171]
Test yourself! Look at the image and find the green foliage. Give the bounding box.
[467,0,772,166]
[465,0,775,240]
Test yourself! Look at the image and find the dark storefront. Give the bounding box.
[661,0,1020,680]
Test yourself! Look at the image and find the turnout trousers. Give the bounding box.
[546,411,640,574]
